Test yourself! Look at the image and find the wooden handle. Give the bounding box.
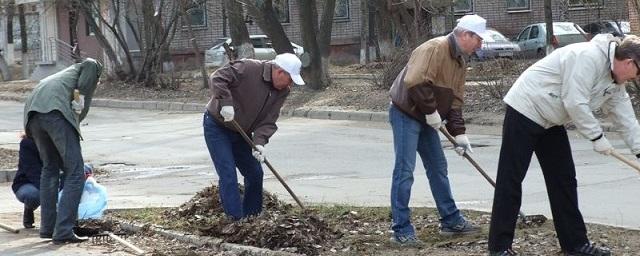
[0,222,20,233]
[611,150,640,174]
[108,233,144,255]
[230,120,305,209]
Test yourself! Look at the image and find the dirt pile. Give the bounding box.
[163,185,338,255]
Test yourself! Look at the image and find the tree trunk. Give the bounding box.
[544,0,554,56]
[180,0,208,89]
[69,0,79,47]
[77,1,125,79]
[360,0,369,64]
[298,0,334,90]
[243,0,294,54]
[224,0,254,59]
[18,3,26,79]
[372,0,394,60]
[6,0,14,66]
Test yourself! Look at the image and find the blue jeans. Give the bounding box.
[203,112,264,220]
[389,105,463,236]
[15,183,40,210]
[27,111,85,239]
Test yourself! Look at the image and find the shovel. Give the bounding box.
[438,127,547,226]
[230,120,305,209]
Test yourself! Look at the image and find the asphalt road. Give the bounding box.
[1,100,639,230]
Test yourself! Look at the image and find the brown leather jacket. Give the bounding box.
[389,34,468,136]
[206,59,290,145]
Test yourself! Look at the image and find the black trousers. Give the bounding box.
[488,106,588,251]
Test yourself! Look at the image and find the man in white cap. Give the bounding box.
[387,14,487,245]
[203,52,304,220]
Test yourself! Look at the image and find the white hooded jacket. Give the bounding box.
[504,34,640,154]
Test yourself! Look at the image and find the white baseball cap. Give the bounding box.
[274,53,305,85]
[456,14,489,40]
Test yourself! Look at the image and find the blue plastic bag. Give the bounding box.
[77,176,108,219]
[58,176,108,219]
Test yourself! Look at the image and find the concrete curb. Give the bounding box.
[0,93,619,130]
[118,221,301,256]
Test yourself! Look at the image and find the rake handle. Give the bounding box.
[230,120,305,209]
[610,150,640,174]
[0,222,19,233]
[438,127,527,220]
[108,233,145,255]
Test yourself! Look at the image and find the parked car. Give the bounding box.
[204,35,304,67]
[473,28,521,61]
[582,20,630,39]
[513,22,587,58]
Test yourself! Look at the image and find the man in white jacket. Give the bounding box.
[488,34,640,256]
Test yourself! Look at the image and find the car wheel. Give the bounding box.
[536,48,545,58]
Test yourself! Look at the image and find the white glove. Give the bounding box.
[454,134,473,156]
[592,136,613,155]
[252,145,266,163]
[71,94,85,115]
[425,111,442,129]
[220,106,234,122]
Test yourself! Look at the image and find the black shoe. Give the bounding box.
[52,234,89,245]
[40,233,52,239]
[23,207,34,229]
[565,243,611,256]
[489,249,518,256]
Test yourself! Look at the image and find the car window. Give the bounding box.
[529,26,539,39]
[251,38,266,48]
[551,23,582,35]
[517,27,531,41]
[486,30,509,43]
[211,38,229,49]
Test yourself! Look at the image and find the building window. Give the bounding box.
[273,0,290,23]
[507,0,530,11]
[568,0,604,8]
[454,0,473,13]
[184,0,207,27]
[334,0,349,20]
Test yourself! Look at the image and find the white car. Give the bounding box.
[204,35,304,67]
[513,22,587,58]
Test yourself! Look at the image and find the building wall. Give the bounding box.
[56,2,103,63]
[168,0,362,63]
[470,0,628,38]
[630,0,640,34]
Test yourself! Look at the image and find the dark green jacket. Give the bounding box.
[24,58,103,137]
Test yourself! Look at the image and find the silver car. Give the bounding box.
[204,35,304,67]
[513,22,587,58]
[473,29,521,61]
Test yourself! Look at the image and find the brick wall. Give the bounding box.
[630,0,640,34]
[471,0,628,38]
[170,0,362,54]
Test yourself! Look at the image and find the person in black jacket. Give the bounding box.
[11,134,43,228]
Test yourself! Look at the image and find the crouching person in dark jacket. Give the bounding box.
[12,134,43,228]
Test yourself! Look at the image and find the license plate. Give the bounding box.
[498,52,513,57]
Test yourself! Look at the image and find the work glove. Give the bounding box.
[71,94,85,115]
[252,145,266,163]
[425,111,442,129]
[454,134,473,156]
[592,135,613,155]
[220,106,234,122]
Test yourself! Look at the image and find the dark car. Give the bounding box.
[582,20,630,39]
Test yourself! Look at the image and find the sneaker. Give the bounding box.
[390,234,423,247]
[565,243,611,256]
[439,219,481,236]
[489,249,518,256]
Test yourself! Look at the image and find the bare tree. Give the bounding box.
[544,0,554,55]
[298,0,335,89]
[241,0,294,54]
[224,0,254,59]
[18,2,27,78]
[180,0,208,88]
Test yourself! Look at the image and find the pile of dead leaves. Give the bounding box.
[163,185,338,255]
[0,148,18,170]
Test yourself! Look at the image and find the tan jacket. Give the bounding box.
[390,34,468,136]
[206,59,290,146]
